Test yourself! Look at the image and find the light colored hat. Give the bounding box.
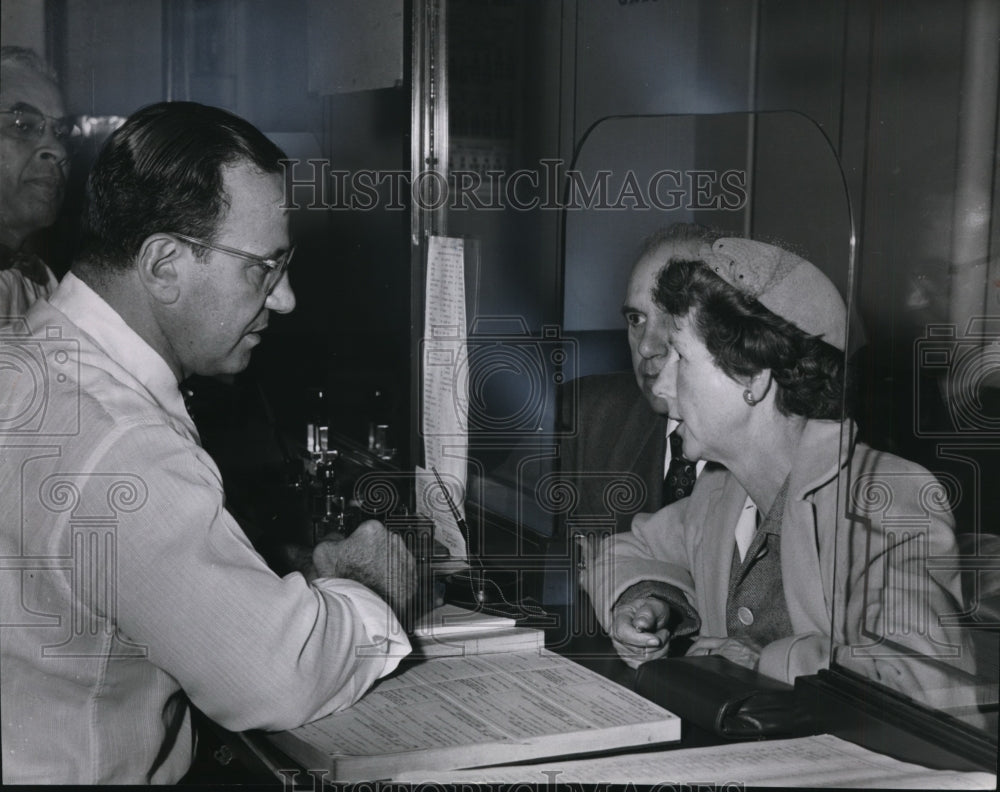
[699,238,850,352]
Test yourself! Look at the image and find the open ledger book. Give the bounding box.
[266,649,680,782]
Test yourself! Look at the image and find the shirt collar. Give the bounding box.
[50,272,197,438]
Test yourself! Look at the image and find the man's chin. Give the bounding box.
[642,392,673,415]
[22,186,64,219]
[205,352,253,379]
[4,206,61,240]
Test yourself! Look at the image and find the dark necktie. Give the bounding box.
[663,432,696,505]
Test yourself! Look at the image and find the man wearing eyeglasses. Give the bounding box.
[0,46,71,320]
[0,101,415,784]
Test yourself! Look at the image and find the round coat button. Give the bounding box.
[737,606,754,626]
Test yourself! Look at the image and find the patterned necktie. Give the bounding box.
[663,432,697,505]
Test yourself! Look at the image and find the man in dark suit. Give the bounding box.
[547,224,715,634]
[559,370,666,535]
[559,223,714,534]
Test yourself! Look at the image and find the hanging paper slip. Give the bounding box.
[420,236,469,559]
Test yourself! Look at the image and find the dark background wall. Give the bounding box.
[2,0,996,536]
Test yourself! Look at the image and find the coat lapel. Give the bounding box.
[780,420,855,633]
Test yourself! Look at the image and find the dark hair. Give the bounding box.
[655,257,849,420]
[79,101,286,269]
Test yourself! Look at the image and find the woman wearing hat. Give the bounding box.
[581,236,972,699]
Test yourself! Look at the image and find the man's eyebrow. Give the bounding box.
[5,101,44,114]
[261,244,292,260]
[621,304,643,318]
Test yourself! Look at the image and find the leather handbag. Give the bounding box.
[635,655,817,739]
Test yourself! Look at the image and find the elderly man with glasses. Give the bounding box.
[0,100,416,784]
[0,46,74,319]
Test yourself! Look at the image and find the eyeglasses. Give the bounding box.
[172,232,294,295]
[0,106,79,143]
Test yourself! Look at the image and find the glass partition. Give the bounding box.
[833,77,1000,744]
[554,109,851,629]
[563,111,853,376]
[558,110,997,751]
[834,2,998,738]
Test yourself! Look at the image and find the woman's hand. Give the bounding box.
[689,635,762,670]
[610,595,673,668]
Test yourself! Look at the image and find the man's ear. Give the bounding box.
[136,234,184,304]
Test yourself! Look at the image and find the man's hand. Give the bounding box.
[610,595,673,668]
[312,520,417,614]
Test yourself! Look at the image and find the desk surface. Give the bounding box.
[190,604,996,784]
[190,607,739,784]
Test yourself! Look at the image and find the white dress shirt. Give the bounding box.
[0,273,410,784]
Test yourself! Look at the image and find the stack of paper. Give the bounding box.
[393,734,997,788]
[411,603,516,637]
[409,603,544,657]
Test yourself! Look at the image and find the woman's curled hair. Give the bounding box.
[655,257,851,420]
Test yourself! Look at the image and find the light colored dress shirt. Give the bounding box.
[0,273,410,784]
[734,496,757,562]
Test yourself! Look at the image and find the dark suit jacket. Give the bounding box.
[557,371,667,537]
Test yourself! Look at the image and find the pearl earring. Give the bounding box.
[743,389,757,406]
